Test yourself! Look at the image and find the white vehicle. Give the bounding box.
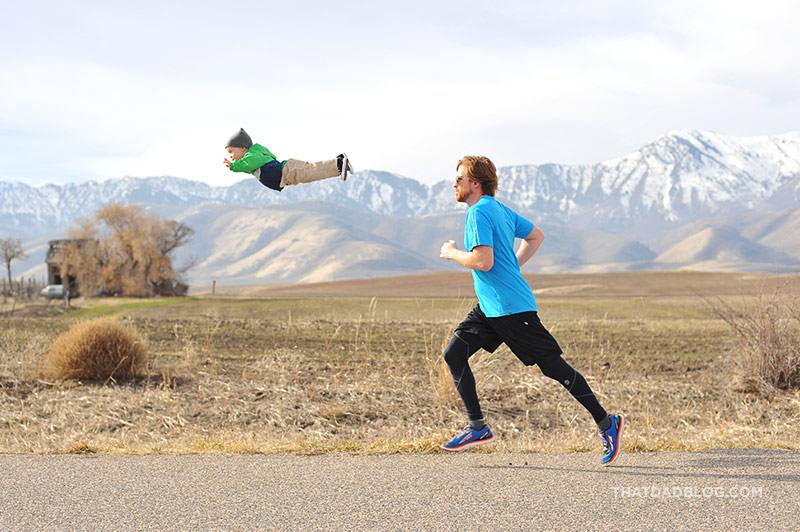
[40,284,66,299]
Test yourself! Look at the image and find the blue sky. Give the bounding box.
[1,0,798,186]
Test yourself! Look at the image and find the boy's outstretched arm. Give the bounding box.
[229,150,270,173]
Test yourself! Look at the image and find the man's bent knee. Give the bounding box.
[537,354,569,381]
[443,336,469,368]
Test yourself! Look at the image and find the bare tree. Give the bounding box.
[0,238,28,294]
[55,204,194,297]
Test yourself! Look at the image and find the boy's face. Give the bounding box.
[226,146,248,160]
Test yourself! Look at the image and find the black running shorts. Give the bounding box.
[453,305,563,366]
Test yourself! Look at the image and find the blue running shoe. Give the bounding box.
[441,424,494,452]
[599,414,624,466]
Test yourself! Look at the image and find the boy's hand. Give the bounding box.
[223,158,232,168]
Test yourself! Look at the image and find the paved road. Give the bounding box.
[0,449,797,530]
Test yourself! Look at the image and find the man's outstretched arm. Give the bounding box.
[516,226,544,267]
[440,241,494,272]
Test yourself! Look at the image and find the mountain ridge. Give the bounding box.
[3,130,800,284]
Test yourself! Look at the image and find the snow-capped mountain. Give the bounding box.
[495,130,800,229]
[3,130,799,232]
[2,130,800,283]
[0,170,447,240]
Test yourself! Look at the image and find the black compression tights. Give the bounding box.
[443,332,608,424]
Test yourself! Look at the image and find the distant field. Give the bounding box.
[208,270,800,298]
[1,271,799,454]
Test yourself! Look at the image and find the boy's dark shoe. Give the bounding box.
[338,153,350,181]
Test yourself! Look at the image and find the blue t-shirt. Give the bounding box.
[464,195,537,317]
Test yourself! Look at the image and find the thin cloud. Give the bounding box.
[1,1,798,186]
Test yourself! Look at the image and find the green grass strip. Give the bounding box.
[67,297,195,319]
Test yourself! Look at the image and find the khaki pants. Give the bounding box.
[280,158,339,187]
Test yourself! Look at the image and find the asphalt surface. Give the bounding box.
[0,449,797,530]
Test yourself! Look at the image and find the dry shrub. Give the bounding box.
[710,292,800,390]
[45,318,148,381]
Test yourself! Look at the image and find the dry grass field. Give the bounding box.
[1,271,799,455]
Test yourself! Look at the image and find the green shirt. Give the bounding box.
[229,143,282,174]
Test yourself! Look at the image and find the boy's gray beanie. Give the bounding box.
[227,128,253,149]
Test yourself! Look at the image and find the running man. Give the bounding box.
[438,155,623,465]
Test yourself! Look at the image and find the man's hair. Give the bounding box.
[457,156,498,196]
